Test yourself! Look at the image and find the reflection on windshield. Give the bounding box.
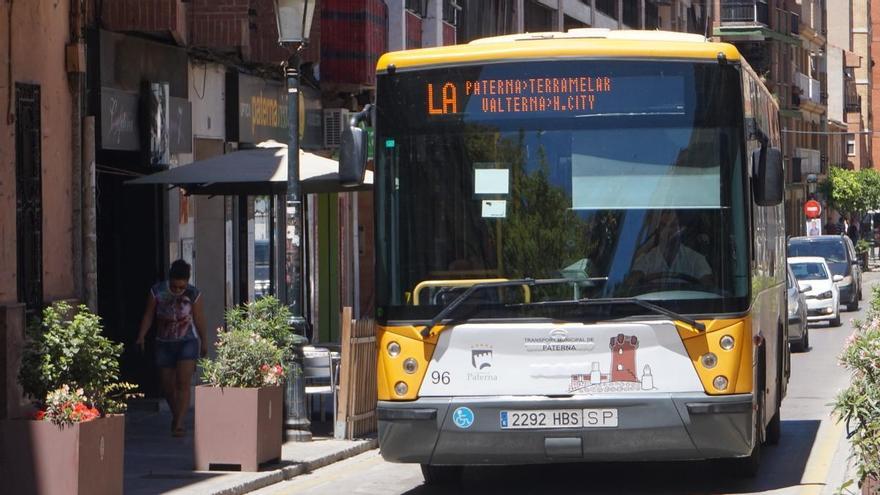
[788,240,847,263]
[378,125,747,318]
[790,262,828,281]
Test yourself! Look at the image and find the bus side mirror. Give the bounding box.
[339,126,367,187]
[339,104,372,187]
[754,146,783,206]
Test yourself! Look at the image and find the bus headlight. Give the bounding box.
[713,376,729,391]
[387,341,401,357]
[403,358,419,374]
[719,335,735,350]
[701,352,718,369]
[394,381,409,396]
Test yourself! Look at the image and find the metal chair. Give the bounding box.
[302,347,339,426]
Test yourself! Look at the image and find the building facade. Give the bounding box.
[0,0,90,419]
[851,0,873,169]
[712,0,849,234]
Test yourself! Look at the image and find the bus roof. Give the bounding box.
[376,29,742,72]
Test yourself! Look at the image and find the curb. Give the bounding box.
[208,439,379,495]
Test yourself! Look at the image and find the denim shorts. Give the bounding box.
[155,338,199,368]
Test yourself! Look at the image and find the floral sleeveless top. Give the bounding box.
[151,281,200,342]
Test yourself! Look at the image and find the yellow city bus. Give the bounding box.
[343,29,789,484]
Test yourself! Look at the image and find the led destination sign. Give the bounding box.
[420,66,686,121]
[427,76,614,115]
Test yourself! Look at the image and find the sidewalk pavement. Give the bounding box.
[124,403,377,495]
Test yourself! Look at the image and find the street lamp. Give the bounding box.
[273,0,314,440]
[274,0,315,44]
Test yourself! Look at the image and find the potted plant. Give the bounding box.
[834,286,880,494]
[2,301,138,495]
[194,298,288,471]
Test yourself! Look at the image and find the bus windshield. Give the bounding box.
[375,60,749,322]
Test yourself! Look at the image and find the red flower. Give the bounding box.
[33,410,46,421]
[81,407,100,422]
[261,364,270,372]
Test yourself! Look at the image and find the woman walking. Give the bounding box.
[136,259,208,437]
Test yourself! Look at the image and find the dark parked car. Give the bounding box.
[786,263,809,352]
[788,235,862,311]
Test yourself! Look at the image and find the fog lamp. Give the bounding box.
[403,358,419,374]
[701,352,718,369]
[394,381,409,396]
[387,341,401,357]
[719,335,735,351]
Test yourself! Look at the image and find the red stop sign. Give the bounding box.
[803,200,822,219]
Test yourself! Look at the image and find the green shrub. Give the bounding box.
[18,301,139,420]
[834,300,880,489]
[200,296,295,388]
[200,330,285,388]
[223,296,296,360]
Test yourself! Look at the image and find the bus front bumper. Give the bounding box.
[377,394,754,465]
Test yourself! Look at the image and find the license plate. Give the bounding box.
[499,408,618,429]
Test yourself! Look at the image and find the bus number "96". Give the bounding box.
[431,371,451,384]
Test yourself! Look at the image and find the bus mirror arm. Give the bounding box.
[339,104,373,187]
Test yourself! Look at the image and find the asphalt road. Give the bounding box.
[254,273,875,495]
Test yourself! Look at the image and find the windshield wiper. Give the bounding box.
[419,280,705,337]
[421,278,559,337]
[578,298,705,332]
[514,297,706,332]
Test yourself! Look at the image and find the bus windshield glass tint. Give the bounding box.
[375,60,749,321]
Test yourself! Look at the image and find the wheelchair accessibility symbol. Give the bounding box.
[452,407,475,429]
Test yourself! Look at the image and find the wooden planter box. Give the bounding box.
[863,475,880,495]
[0,415,124,495]
[194,385,282,471]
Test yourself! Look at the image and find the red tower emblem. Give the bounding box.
[609,334,639,382]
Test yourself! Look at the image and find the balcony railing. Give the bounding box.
[720,0,769,26]
[795,72,821,105]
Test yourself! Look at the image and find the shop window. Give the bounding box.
[253,196,274,300]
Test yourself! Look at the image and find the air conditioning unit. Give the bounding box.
[323,108,351,148]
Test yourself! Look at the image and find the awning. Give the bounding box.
[126,142,372,195]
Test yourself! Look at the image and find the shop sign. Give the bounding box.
[99,86,191,155]
[100,87,140,151]
[230,73,289,144]
[169,97,192,154]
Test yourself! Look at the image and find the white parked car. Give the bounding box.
[788,256,842,327]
